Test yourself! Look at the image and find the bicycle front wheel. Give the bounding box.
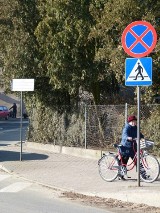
[98,154,119,182]
[141,154,160,183]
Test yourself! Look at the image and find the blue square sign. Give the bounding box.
[125,57,152,86]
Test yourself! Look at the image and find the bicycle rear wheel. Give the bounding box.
[98,154,119,182]
[141,154,160,183]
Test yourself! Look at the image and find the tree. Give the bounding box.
[1,0,159,105]
[1,0,68,108]
[35,0,93,103]
[1,0,41,89]
[34,0,121,104]
[89,0,160,103]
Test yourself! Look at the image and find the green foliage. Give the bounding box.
[35,0,93,94]
[1,0,42,91]
[64,112,85,147]
[27,101,85,147]
[34,0,122,104]
[89,0,160,103]
[141,108,160,156]
[1,0,159,104]
[127,104,160,156]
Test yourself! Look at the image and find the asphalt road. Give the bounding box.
[0,169,111,213]
[0,118,28,145]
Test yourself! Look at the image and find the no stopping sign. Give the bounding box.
[121,21,157,58]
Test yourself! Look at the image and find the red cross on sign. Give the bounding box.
[121,21,157,58]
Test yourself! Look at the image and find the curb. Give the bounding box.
[0,163,106,202]
[25,142,104,160]
[1,163,160,208]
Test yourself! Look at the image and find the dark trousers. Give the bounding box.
[121,147,136,165]
[122,155,134,165]
[121,152,146,176]
[12,111,17,118]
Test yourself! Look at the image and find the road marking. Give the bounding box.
[0,174,11,181]
[0,182,32,193]
[0,121,29,124]
[0,127,27,134]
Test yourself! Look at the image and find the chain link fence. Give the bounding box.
[28,104,160,153]
[85,105,125,148]
[85,104,160,150]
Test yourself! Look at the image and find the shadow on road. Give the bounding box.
[0,150,48,162]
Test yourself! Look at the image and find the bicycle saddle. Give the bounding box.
[113,144,123,148]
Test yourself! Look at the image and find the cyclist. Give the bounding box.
[120,115,147,180]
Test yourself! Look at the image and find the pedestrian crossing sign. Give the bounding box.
[125,57,152,86]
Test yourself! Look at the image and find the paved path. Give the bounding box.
[0,143,160,208]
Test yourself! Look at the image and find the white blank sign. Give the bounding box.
[11,79,34,91]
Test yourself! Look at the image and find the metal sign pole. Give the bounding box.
[20,91,23,161]
[11,79,35,161]
[84,104,87,149]
[137,86,140,186]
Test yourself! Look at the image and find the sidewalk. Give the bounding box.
[0,142,160,208]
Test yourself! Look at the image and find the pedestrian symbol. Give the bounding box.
[125,58,152,86]
[127,59,150,81]
[134,62,144,80]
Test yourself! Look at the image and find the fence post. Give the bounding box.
[125,103,128,123]
[84,104,87,149]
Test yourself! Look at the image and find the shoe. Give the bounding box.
[118,175,126,180]
[121,176,126,181]
[140,173,150,180]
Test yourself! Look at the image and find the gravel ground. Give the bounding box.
[62,191,160,213]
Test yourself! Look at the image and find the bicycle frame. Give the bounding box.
[116,147,145,172]
[140,151,151,170]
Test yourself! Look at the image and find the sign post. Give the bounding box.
[11,79,34,161]
[121,21,157,186]
[137,86,140,186]
[20,91,23,161]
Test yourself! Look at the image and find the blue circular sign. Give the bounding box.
[121,21,157,58]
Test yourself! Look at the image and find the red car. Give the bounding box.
[0,106,10,120]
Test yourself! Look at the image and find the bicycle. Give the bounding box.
[98,139,160,183]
